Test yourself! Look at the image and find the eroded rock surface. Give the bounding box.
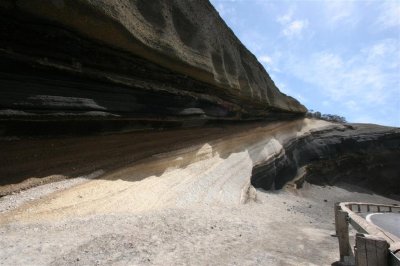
[0,0,305,136]
[1,119,399,201]
[0,1,398,202]
[251,123,400,198]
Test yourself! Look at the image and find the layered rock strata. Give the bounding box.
[1,119,399,204]
[1,119,330,221]
[1,119,318,197]
[251,123,400,198]
[0,0,305,137]
[0,1,398,202]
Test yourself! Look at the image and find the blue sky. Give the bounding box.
[210,0,400,126]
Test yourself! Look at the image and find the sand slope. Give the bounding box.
[0,119,399,265]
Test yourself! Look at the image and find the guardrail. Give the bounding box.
[335,202,400,266]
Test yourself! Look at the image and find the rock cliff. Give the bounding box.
[0,0,305,137]
[0,0,398,199]
[1,119,399,200]
[251,123,400,198]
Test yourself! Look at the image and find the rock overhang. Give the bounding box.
[0,0,306,136]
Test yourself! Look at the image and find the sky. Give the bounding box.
[209,0,400,126]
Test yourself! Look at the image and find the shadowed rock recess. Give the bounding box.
[0,0,399,199]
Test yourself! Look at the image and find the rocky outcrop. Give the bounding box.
[251,123,400,198]
[0,0,305,137]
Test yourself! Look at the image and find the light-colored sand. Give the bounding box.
[1,182,397,266]
[0,170,104,214]
[0,119,333,223]
[0,119,397,265]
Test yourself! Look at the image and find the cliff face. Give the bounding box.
[1,119,399,200]
[0,1,398,199]
[251,123,400,198]
[0,0,305,137]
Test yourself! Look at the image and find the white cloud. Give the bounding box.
[259,55,273,65]
[277,9,293,24]
[277,9,308,38]
[258,54,282,73]
[282,20,309,38]
[362,39,399,67]
[368,43,388,57]
[324,1,359,27]
[289,52,383,103]
[376,1,400,29]
[314,52,343,70]
[283,39,400,123]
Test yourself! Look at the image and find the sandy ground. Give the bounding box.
[1,178,398,266]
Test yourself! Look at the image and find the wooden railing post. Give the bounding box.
[335,202,399,265]
[355,234,388,266]
[334,202,340,235]
[337,210,352,262]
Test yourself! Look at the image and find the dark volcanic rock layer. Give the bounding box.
[0,0,305,137]
[0,1,398,200]
[251,124,400,198]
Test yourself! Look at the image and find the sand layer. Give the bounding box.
[1,119,399,265]
[1,179,398,265]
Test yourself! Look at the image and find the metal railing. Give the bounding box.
[335,202,400,266]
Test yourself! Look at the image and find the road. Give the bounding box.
[366,213,400,238]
